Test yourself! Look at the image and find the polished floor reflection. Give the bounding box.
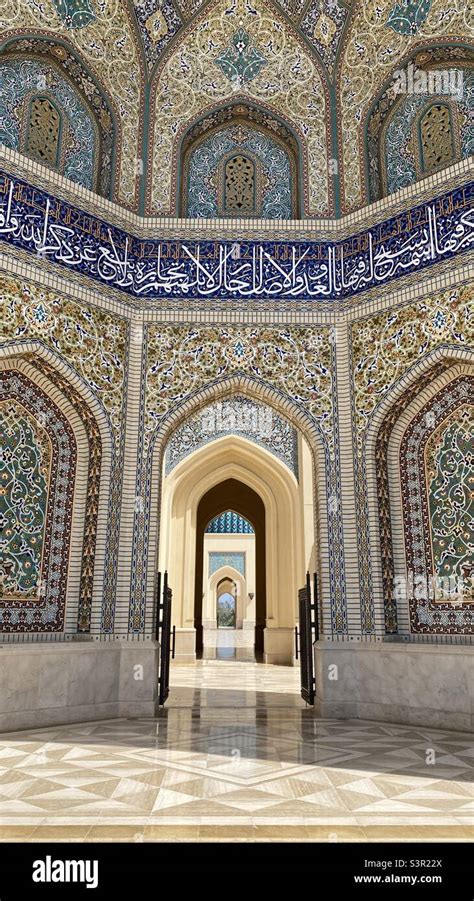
[0,660,472,842]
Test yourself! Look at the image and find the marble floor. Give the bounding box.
[0,659,472,842]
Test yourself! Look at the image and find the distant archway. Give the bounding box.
[216,584,237,628]
[195,480,265,653]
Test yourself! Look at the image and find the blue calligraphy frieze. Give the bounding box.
[0,171,472,302]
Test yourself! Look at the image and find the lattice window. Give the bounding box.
[224,155,256,214]
[419,103,455,173]
[26,96,61,167]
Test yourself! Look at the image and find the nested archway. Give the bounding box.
[158,434,308,665]
[364,45,474,203]
[0,36,119,199]
[205,564,250,636]
[195,480,265,653]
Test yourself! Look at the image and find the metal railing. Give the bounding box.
[319,631,472,646]
[0,631,156,644]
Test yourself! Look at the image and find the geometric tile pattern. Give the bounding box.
[207,513,254,534]
[0,662,471,839]
[209,552,246,576]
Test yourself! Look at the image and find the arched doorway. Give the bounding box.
[194,480,266,655]
[216,584,237,628]
[158,429,313,665]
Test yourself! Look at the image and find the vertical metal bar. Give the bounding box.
[299,572,315,705]
[313,571,320,643]
[154,571,162,642]
[159,571,172,706]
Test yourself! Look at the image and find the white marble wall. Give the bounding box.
[314,642,474,731]
[0,641,160,732]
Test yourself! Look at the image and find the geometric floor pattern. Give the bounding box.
[0,661,472,841]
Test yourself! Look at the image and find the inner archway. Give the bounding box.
[216,585,236,628]
[194,480,266,655]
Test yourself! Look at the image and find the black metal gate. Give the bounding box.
[155,571,175,706]
[296,572,319,705]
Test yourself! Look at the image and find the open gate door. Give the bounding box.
[297,572,319,705]
[155,571,175,706]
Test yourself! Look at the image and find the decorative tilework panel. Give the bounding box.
[2,0,142,208]
[352,286,473,443]
[427,405,473,601]
[25,356,103,632]
[0,399,50,600]
[53,0,96,29]
[130,322,346,635]
[215,28,267,87]
[400,378,473,633]
[1,171,472,304]
[1,276,127,433]
[149,0,330,216]
[186,124,293,219]
[300,0,350,73]
[374,360,449,634]
[145,327,333,446]
[206,512,254,533]
[351,285,473,632]
[339,0,473,211]
[0,370,76,632]
[386,0,431,36]
[209,552,246,576]
[0,38,116,199]
[381,71,473,196]
[0,275,128,632]
[131,0,182,72]
[0,58,98,190]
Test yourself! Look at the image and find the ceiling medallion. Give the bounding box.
[215,27,267,87]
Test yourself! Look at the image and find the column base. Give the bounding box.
[263,627,295,666]
[173,628,196,663]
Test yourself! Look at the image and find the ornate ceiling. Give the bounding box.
[0,0,471,213]
[131,0,353,76]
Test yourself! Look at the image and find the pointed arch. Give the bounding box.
[364,345,474,635]
[138,373,331,641]
[0,339,114,632]
[177,100,303,218]
[0,33,120,199]
[362,42,474,204]
[146,0,332,216]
